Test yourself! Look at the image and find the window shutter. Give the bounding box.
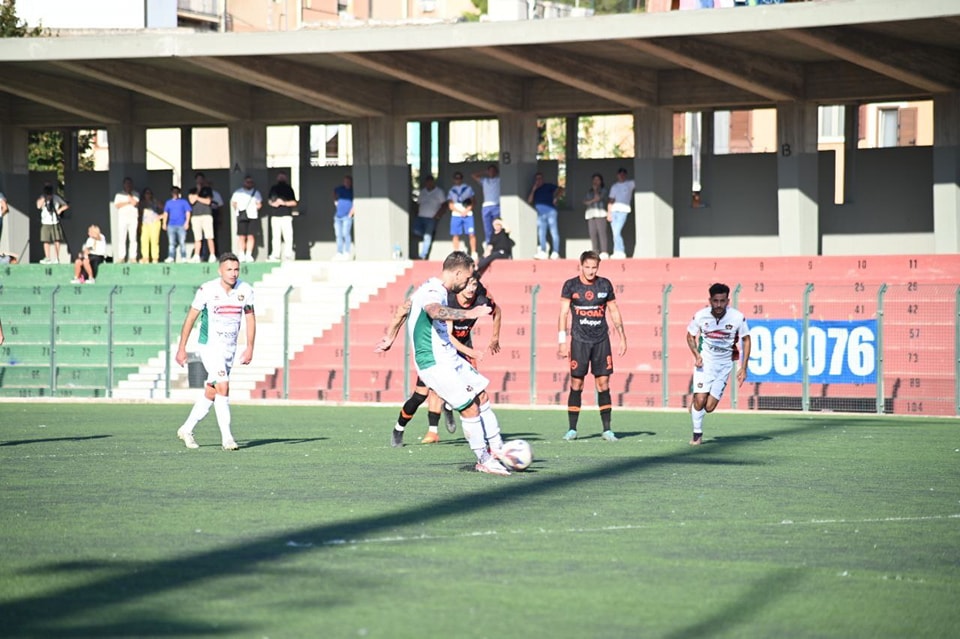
[898,107,917,147]
[729,110,752,153]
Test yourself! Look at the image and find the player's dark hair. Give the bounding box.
[219,252,241,265]
[591,172,605,188]
[709,283,730,297]
[580,250,601,265]
[442,251,474,272]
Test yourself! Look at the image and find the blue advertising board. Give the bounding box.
[747,319,878,384]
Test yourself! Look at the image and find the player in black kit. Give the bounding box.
[558,250,627,441]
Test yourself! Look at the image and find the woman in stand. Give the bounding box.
[139,187,163,263]
[583,173,609,259]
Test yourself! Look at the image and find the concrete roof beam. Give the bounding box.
[52,60,251,122]
[621,37,804,103]
[475,45,656,109]
[186,57,390,118]
[781,27,960,94]
[0,67,129,124]
[334,51,522,114]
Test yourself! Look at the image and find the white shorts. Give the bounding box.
[192,215,215,240]
[692,358,733,400]
[418,359,489,411]
[200,347,235,385]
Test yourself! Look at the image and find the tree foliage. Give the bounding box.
[28,131,96,187]
[0,0,44,37]
[464,0,637,20]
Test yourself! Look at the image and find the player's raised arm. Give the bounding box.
[425,302,490,321]
[375,298,412,352]
[607,299,627,357]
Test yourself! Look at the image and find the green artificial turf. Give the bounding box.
[0,403,958,638]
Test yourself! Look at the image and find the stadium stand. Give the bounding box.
[2,254,957,415]
[264,253,957,415]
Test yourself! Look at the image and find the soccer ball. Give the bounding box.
[498,439,533,471]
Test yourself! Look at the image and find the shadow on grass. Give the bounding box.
[240,437,327,448]
[0,417,838,637]
[664,569,805,639]
[570,429,657,440]
[0,435,111,447]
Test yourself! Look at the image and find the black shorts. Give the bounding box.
[237,217,260,236]
[88,254,105,277]
[569,338,613,378]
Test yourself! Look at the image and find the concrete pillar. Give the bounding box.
[933,91,960,254]
[180,126,192,190]
[497,112,539,260]
[633,107,674,258]
[0,125,30,260]
[698,110,714,206]
[776,101,819,255]
[351,115,409,261]
[419,120,432,181]
[843,104,859,205]
[228,120,268,259]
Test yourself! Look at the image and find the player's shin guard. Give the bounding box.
[398,391,428,427]
[479,402,502,450]
[213,394,233,439]
[182,396,213,431]
[691,407,706,434]
[461,414,486,460]
[598,390,612,431]
[567,389,582,430]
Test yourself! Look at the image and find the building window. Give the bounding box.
[878,108,899,148]
[818,105,845,142]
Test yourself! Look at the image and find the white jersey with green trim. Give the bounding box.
[190,278,255,353]
[407,277,459,371]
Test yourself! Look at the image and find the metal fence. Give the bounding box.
[1,281,956,416]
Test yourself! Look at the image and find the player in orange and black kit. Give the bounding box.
[380,272,502,447]
[558,250,627,441]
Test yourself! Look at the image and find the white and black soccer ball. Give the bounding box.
[498,439,533,471]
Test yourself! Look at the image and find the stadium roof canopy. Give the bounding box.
[0,0,957,128]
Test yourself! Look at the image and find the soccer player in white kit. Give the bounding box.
[686,283,751,445]
[376,252,510,475]
[175,253,256,450]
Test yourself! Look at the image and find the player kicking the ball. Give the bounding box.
[686,282,751,445]
[376,251,511,475]
[175,253,255,450]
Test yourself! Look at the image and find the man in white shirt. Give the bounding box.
[230,176,262,263]
[471,164,501,248]
[685,283,751,446]
[175,253,256,451]
[606,168,635,259]
[413,175,448,260]
[447,171,478,260]
[112,177,140,263]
